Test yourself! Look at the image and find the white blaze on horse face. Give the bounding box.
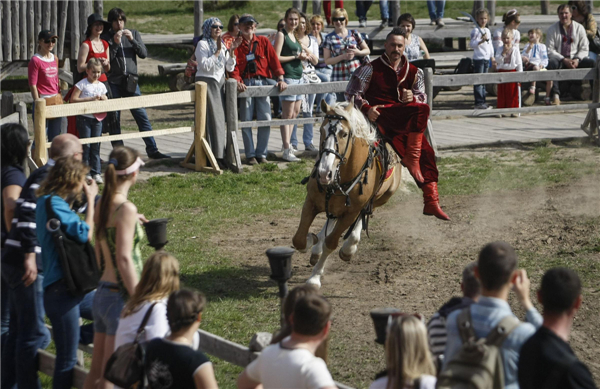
[317,121,338,185]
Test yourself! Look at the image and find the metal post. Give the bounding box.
[194,0,203,37]
[541,0,550,15]
[486,0,496,26]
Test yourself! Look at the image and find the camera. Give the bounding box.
[247,59,257,74]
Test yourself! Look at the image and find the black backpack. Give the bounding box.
[454,57,474,74]
[45,196,100,296]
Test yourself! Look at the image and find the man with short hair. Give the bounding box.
[104,7,170,159]
[443,241,543,389]
[518,268,597,389]
[1,134,85,389]
[345,28,449,220]
[237,294,336,389]
[230,14,287,165]
[546,4,594,104]
[427,261,480,361]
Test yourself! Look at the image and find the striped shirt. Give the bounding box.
[427,297,477,360]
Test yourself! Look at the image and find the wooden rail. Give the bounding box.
[32,82,221,174]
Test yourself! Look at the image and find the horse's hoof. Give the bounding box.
[339,249,353,262]
[309,253,320,266]
[306,277,321,289]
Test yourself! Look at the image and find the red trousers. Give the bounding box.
[323,1,344,24]
[376,102,439,187]
[497,69,521,109]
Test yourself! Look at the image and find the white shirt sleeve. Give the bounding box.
[245,357,262,383]
[303,357,335,389]
[225,50,236,73]
[99,82,108,96]
[197,41,219,73]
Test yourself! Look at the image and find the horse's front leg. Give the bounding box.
[310,219,336,266]
[292,198,319,253]
[306,213,357,288]
[339,218,362,262]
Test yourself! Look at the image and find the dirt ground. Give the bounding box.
[199,146,600,387]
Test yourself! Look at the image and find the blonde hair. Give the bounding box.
[385,316,436,388]
[502,27,514,39]
[332,8,349,26]
[310,14,324,28]
[87,57,102,70]
[36,156,89,200]
[528,28,543,39]
[475,8,489,19]
[121,252,180,317]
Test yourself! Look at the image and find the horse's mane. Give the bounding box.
[331,102,378,145]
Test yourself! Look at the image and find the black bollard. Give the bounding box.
[144,218,169,251]
[266,246,295,326]
[370,307,401,345]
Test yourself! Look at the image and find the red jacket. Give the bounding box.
[230,35,285,82]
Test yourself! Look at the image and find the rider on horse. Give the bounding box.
[345,28,450,221]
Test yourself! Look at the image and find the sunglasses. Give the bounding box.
[233,22,239,26]
[211,25,223,30]
[332,17,346,22]
[571,6,577,10]
[44,38,57,44]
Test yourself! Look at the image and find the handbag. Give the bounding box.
[184,57,198,84]
[123,73,139,94]
[104,303,158,388]
[303,63,321,84]
[45,93,64,106]
[45,196,100,296]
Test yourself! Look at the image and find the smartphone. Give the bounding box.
[238,31,242,37]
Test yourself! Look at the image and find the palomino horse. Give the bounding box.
[292,100,402,288]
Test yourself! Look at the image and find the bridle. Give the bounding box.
[320,113,353,169]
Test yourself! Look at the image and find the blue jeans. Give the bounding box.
[32,101,64,142]
[44,281,84,389]
[240,78,272,159]
[291,92,316,149]
[79,290,95,345]
[427,0,445,20]
[314,68,336,113]
[2,274,51,389]
[77,116,102,176]
[92,281,124,336]
[355,0,373,20]
[108,82,158,155]
[473,59,489,105]
[380,0,389,20]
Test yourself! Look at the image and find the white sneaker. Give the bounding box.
[282,148,300,162]
[93,174,104,184]
[281,145,298,153]
[359,20,366,28]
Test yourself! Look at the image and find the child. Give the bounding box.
[495,28,523,116]
[521,28,551,106]
[470,8,495,109]
[493,9,521,56]
[71,58,108,184]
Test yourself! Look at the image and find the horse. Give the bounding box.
[292,99,403,288]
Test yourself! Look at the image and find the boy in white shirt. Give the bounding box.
[470,8,495,110]
[237,294,337,389]
[521,28,550,106]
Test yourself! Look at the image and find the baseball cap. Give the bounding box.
[38,30,58,41]
[238,15,258,25]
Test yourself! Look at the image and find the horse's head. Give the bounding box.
[317,98,356,186]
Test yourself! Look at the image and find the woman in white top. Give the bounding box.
[493,9,521,56]
[369,315,437,389]
[195,17,238,169]
[114,251,180,349]
[397,13,430,62]
[290,12,320,152]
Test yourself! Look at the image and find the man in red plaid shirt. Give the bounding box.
[345,28,449,220]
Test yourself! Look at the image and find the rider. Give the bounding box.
[345,28,449,221]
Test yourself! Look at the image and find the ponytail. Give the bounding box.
[95,146,139,239]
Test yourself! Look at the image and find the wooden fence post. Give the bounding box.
[1,91,14,118]
[33,99,48,166]
[42,0,50,30]
[194,0,203,37]
[471,0,484,16]
[390,0,400,27]
[27,0,35,58]
[312,0,321,15]
[424,67,434,111]
[16,101,28,132]
[225,79,242,173]
[20,0,27,59]
[57,0,68,59]
[12,1,20,60]
[93,0,102,16]
[0,1,3,62]
[541,0,550,15]
[486,0,496,26]
[194,81,207,171]
[70,0,80,63]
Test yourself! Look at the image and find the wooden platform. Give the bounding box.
[99,110,589,162]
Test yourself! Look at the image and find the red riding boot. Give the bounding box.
[402,132,424,184]
[422,182,450,221]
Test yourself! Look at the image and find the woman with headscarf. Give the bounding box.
[195,17,239,169]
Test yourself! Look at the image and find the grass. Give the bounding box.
[102,1,600,35]
[38,143,600,388]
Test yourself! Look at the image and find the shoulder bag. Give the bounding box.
[104,303,158,388]
[45,196,100,296]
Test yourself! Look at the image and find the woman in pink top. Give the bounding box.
[28,29,64,141]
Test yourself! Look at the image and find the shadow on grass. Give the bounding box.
[183,264,277,301]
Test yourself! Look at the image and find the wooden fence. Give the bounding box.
[32,81,222,174]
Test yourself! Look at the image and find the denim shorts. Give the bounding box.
[92,281,124,335]
[280,78,303,102]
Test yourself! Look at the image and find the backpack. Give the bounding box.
[436,308,520,389]
[454,57,474,74]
